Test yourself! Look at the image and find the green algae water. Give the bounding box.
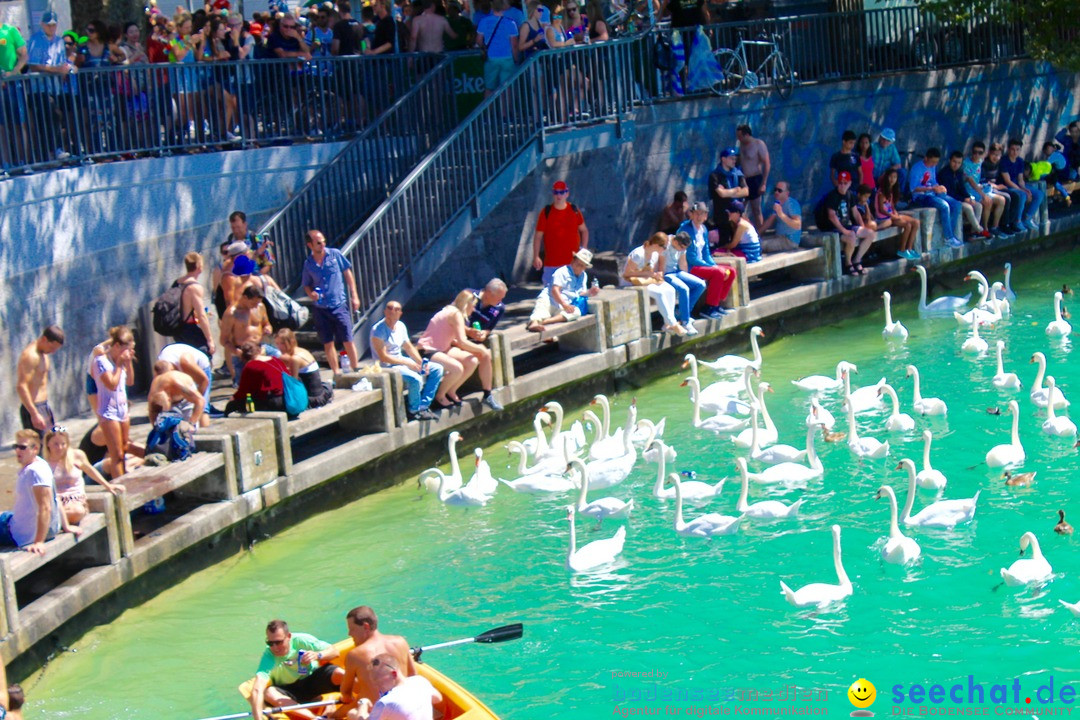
[29,249,1080,719]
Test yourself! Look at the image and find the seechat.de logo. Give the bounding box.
[848,678,877,717]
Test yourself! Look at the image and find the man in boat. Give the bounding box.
[348,654,441,720]
[248,619,344,720]
[339,607,416,711]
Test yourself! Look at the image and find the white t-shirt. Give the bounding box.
[369,676,438,720]
[370,319,411,368]
[620,245,662,287]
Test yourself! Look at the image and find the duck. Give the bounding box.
[1047,291,1073,337]
[995,262,1017,302]
[565,505,626,573]
[906,364,948,416]
[882,291,909,340]
[733,382,779,449]
[735,458,803,518]
[501,437,581,493]
[897,458,978,528]
[961,320,989,355]
[806,399,836,431]
[915,430,947,491]
[1064,283,1074,297]
[748,405,809,465]
[540,401,588,457]
[779,525,853,609]
[954,271,1001,325]
[985,400,1025,468]
[744,424,824,484]
[682,377,750,435]
[879,383,915,433]
[875,485,922,564]
[698,326,765,377]
[843,399,889,459]
[1042,377,1077,438]
[999,531,1053,587]
[671,473,742,537]
[681,355,755,414]
[792,360,855,394]
[1055,510,1073,535]
[1029,352,1070,409]
[992,340,1022,390]
[842,366,886,414]
[1003,470,1036,487]
[584,424,637,490]
[417,431,466,494]
[570,459,634,523]
[912,264,970,317]
[588,397,637,461]
[649,440,725,499]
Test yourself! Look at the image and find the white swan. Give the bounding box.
[430,468,496,507]
[994,262,1016,302]
[842,367,886,414]
[897,458,978,528]
[571,459,634,522]
[843,399,889,459]
[683,377,750,434]
[520,411,553,460]
[744,424,824,484]
[986,400,1025,468]
[906,364,948,416]
[1042,377,1077,437]
[1047,291,1073,337]
[913,264,970,317]
[671,473,742,537]
[588,397,636,461]
[1000,531,1053,587]
[649,441,724,499]
[992,341,1022,390]
[584,424,637,490]
[1030,352,1070,409]
[630,416,665,448]
[806,399,836,431]
[1059,600,1080,618]
[733,382,779,449]
[640,422,677,464]
[736,458,803,518]
[748,403,809,464]
[879,383,915,433]
[502,437,580,492]
[954,272,1000,325]
[990,282,1011,316]
[779,525,853,609]
[418,431,465,493]
[507,433,570,477]
[882,291,909,340]
[875,485,921,564]
[565,505,625,573]
[682,355,754,414]
[792,360,854,394]
[465,448,499,497]
[961,319,989,355]
[699,325,765,377]
[915,430,947,490]
[540,401,587,456]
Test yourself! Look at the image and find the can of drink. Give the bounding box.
[297,650,309,676]
[421,358,429,375]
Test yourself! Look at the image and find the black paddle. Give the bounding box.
[411,623,524,661]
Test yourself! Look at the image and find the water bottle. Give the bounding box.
[245,393,255,413]
[340,351,351,373]
[297,650,309,676]
[591,278,600,291]
[421,358,429,376]
[314,286,324,303]
[471,321,482,331]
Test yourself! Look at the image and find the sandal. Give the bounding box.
[852,262,869,275]
[844,263,860,276]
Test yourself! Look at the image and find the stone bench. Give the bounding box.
[490,306,605,385]
[714,242,836,307]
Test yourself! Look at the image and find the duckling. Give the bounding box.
[986,407,1002,416]
[823,429,847,443]
[1055,509,1074,535]
[1063,304,1072,320]
[1063,284,1073,296]
[1003,470,1037,487]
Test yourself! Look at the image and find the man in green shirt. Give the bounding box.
[0,23,28,171]
[248,619,344,719]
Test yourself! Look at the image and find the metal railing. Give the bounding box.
[0,52,442,173]
[261,54,463,289]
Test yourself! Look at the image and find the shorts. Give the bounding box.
[529,296,581,324]
[312,305,354,345]
[86,373,97,396]
[483,57,516,91]
[275,665,338,703]
[745,174,763,200]
[175,323,211,356]
[19,401,54,437]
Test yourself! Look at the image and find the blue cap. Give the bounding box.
[232,254,256,276]
[727,199,745,214]
[41,11,59,23]
[720,147,738,158]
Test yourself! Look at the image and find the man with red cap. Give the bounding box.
[532,180,589,286]
[823,171,876,275]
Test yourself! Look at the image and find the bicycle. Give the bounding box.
[712,31,795,100]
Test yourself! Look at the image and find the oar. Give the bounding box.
[196,698,340,720]
[411,623,524,661]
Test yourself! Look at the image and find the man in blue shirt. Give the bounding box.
[870,128,903,188]
[476,0,518,97]
[27,12,74,160]
[1055,121,1079,180]
[527,249,598,331]
[760,181,802,250]
[908,147,964,248]
[707,147,747,250]
[999,138,1044,232]
[301,230,361,374]
[466,279,507,342]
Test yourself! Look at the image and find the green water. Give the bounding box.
[29,250,1080,719]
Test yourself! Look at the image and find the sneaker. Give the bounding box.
[978,229,991,238]
[704,308,725,320]
[946,237,964,248]
[483,393,504,411]
[213,366,232,379]
[990,227,1004,237]
[55,149,71,161]
[225,131,242,142]
[1026,217,1040,231]
[414,408,439,421]
[684,321,699,336]
[207,405,225,419]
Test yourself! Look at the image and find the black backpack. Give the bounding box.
[654,32,675,72]
[152,280,196,337]
[543,202,579,219]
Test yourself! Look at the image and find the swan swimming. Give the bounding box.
[915,430,947,491]
[699,326,765,377]
[570,459,634,523]
[906,364,948,416]
[779,525,853,609]
[960,319,989,355]
[897,459,978,528]
[843,399,889,459]
[418,431,466,493]
[744,424,824,485]
[879,383,915,433]
[985,400,1025,468]
[954,272,1000,325]
[1000,531,1053,587]
[1042,377,1077,438]
[1047,291,1073,337]
[994,262,1016,302]
[671,473,742,537]
[649,440,724,499]
[681,355,755,415]
[748,403,809,465]
[912,265,970,317]
[565,505,626,573]
[882,291,909,340]
[875,485,921,564]
[1029,352,1069,409]
[842,367,886,414]
[682,377,750,434]
[733,382,779,449]
[735,458,803,518]
[992,341,1022,390]
[806,399,836,431]
[792,360,855,394]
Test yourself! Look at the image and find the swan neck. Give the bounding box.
[901,463,916,521]
[1055,295,1064,322]
[652,444,666,492]
[689,381,701,426]
[1011,406,1021,446]
[995,344,1004,374]
[749,406,760,450]
[884,296,894,325]
[922,434,933,470]
[567,514,577,560]
[833,532,850,586]
[575,464,588,508]
[599,396,611,437]
[750,330,761,363]
[917,268,928,308]
[1034,357,1046,389]
[847,404,859,441]
[673,479,685,529]
[887,488,902,538]
[448,437,462,479]
[550,404,564,437]
[911,369,922,401]
[737,465,749,510]
[1028,534,1044,561]
[758,385,776,432]
[886,386,900,414]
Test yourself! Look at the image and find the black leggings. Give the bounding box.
[224,394,285,416]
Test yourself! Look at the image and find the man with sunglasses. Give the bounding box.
[249,619,343,720]
[760,181,802,251]
[533,180,589,285]
[3,430,81,556]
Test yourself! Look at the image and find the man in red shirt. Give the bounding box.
[532,180,590,285]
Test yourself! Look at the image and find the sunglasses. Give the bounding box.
[51,425,68,434]
[773,188,784,193]
[266,638,288,647]
[13,444,35,451]
[553,189,569,195]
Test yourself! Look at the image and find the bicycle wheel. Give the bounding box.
[771,52,795,100]
[712,49,746,97]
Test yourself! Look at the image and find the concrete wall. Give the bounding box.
[1,142,345,440]
[412,60,1080,306]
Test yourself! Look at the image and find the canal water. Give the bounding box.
[29,250,1080,718]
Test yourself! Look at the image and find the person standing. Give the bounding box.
[829,130,860,188]
[172,252,216,357]
[92,326,137,478]
[364,0,399,54]
[736,125,770,229]
[248,619,343,720]
[302,230,361,375]
[332,0,364,55]
[16,326,64,436]
[532,180,589,285]
[410,0,457,52]
[26,12,75,163]
[2,430,82,555]
[370,301,444,422]
[476,0,518,97]
[706,148,747,250]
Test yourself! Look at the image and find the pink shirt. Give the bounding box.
[417,306,461,354]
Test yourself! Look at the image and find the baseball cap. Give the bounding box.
[690,201,709,213]
[572,248,593,267]
[837,171,852,183]
[232,254,256,276]
[880,128,896,143]
[720,147,738,158]
[552,180,568,193]
[726,200,745,214]
[249,21,264,34]
[42,11,59,24]
[226,241,249,257]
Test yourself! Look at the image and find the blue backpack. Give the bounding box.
[282,372,309,417]
[145,408,194,461]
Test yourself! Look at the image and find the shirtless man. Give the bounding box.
[221,247,257,311]
[339,606,416,711]
[174,252,216,358]
[149,360,206,427]
[736,124,770,229]
[410,0,456,52]
[220,285,273,384]
[16,325,65,436]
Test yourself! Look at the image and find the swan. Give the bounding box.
[986,400,1025,468]
[954,272,1000,325]
[990,282,1011,316]
[630,416,666,448]
[502,437,580,492]
[733,382,779,449]
[1000,531,1053,587]
[1030,352,1070,409]
[960,319,989,355]
[1060,600,1080,617]
[744,424,824,484]
[875,485,922,564]
[640,423,677,463]
[465,448,499,497]
[792,360,855,394]
[748,404,809,464]
[584,424,637,490]
[897,458,978,528]
[1042,377,1077,437]
[521,411,554,460]
[806,399,836,431]
[1055,510,1073,535]
[844,399,889,459]
[541,401,587,456]
[671,473,742,537]
[430,468,496,507]
[418,431,465,493]
[842,367,886,414]
[779,525,853,609]
[1047,291,1073,337]
[906,364,948,416]
[683,377,750,434]
[565,505,626,572]
[992,341,1022,390]
[682,355,755,414]
[649,440,724,499]
[912,264,970,317]
[735,458,803,518]
[699,326,765,377]
[507,433,572,477]
[570,459,634,522]
[589,398,636,461]
[879,383,915,432]
[915,430,947,490]
[994,262,1016,302]
[882,291,909,340]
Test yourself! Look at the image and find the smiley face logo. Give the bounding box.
[848,678,876,713]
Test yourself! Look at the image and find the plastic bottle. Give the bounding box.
[591,278,600,291]
[471,321,482,331]
[421,358,429,375]
[340,351,352,373]
[245,393,255,413]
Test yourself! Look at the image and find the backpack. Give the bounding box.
[145,408,194,461]
[282,372,309,417]
[654,32,675,72]
[260,278,310,331]
[542,202,579,220]
[152,280,196,336]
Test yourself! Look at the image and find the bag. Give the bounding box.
[630,276,663,286]
[480,16,504,61]
[654,32,675,72]
[572,294,590,316]
[543,202,579,220]
[152,280,195,336]
[282,372,309,417]
[262,281,310,331]
[145,408,194,461]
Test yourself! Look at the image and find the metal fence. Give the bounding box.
[0,52,442,173]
